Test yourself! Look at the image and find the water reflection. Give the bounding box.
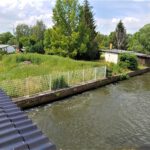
[28,73,150,150]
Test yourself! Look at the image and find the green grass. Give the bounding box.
[0,53,106,81]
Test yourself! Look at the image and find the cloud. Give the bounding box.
[0,0,150,34]
[0,0,55,33]
[96,14,150,35]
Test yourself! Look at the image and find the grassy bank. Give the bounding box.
[0,53,105,81]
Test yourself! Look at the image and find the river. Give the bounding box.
[28,73,150,150]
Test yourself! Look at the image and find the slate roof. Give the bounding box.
[0,89,56,150]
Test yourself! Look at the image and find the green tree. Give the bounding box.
[115,20,127,49]
[77,0,99,60]
[44,29,52,54]
[0,32,13,44]
[15,24,30,41]
[50,0,81,58]
[128,24,150,54]
[49,0,99,60]
[109,31,117,49]
[96,33,109,49]
[31,20,46,42]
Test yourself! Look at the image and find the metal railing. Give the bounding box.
[0,66,106,98]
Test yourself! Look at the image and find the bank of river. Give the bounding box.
[28,73,150,150]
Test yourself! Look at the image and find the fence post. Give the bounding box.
[104,66,107,78]
[82,69,85,83]
[67,72,70,86]
[26,77,29,97]
[95,68,97,80]
[49,75,52,91]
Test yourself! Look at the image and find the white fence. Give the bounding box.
[0,66,106,98]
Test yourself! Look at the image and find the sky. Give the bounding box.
[0,0,150,35]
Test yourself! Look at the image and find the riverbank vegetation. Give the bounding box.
[106,53,139,77]
[0,53,105,82]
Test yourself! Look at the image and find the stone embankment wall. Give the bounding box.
[14,67,150,109]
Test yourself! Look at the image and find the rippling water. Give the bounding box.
[28,73,150,150]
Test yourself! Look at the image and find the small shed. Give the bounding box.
[0,45,16,53]
[102,49,150,66]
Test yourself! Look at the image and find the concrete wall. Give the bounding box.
[13,67,150,109]
[105,53,119,64]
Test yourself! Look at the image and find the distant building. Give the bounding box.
[101,49,150,67]
[0,45,16,53]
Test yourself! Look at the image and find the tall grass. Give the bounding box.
[0,53,105,81]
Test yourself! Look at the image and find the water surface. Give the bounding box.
[28,73,150,150]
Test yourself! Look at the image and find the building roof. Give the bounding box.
[0,45,9,49]
[101,49,150,58]
[0,89,56,150]
[0,45,16,53]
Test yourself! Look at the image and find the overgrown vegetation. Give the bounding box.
[52,75,69,90]
[106,53,138,77]
[119,53,138,70]
[0,53,104,81]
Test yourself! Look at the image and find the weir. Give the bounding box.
[0,89,56,150]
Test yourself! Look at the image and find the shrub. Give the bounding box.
[52,75,68,90]
[120,73,129,80]
[119,53,138,70]
[0,54,3,61]
[106,63,124,77]
[106,68,112,78]
[16,54,42,64]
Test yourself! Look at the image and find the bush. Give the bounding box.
[106,63,124,77]
[16,54,42,64]
[52,75,68,90]
[26,41,45,54]
[119,53,138,70]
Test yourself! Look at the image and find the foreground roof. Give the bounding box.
[0,89,56,150]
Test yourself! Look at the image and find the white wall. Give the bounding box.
[105,53,119,64]
[6,46,15,53]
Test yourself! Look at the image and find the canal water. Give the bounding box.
[28,73,150,150]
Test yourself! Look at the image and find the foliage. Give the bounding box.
[27,40,45,54]
[15,54,42,64]
[119,73,129,80]
[128,24,150,54]
[45,0,99,60]
[52,75,68,90]
[96,33,109,49]
[119,53,138,70]
[77,0,99,60]
[115,20,127,49]
[106,63,125,77]
[0,32,13,44]
[15,24,30,41]
[44,29,52,52]
[31,20,46,42]
[0,53,104,81]
[15,21,46,53]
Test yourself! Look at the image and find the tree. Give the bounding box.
[109,31,117,49]
[31,20,46,42]
[115,20,127,49]
[44,29,52,53]
[49,0,99,60]
[0,32,13,44]
[50,0,81,58]
[96,33,109,49]
[77,0,99,60]
[128,24,150,54]
[15,24,30,41]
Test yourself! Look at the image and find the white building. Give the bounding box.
[102,49,150,66]
[0,45,16,53]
